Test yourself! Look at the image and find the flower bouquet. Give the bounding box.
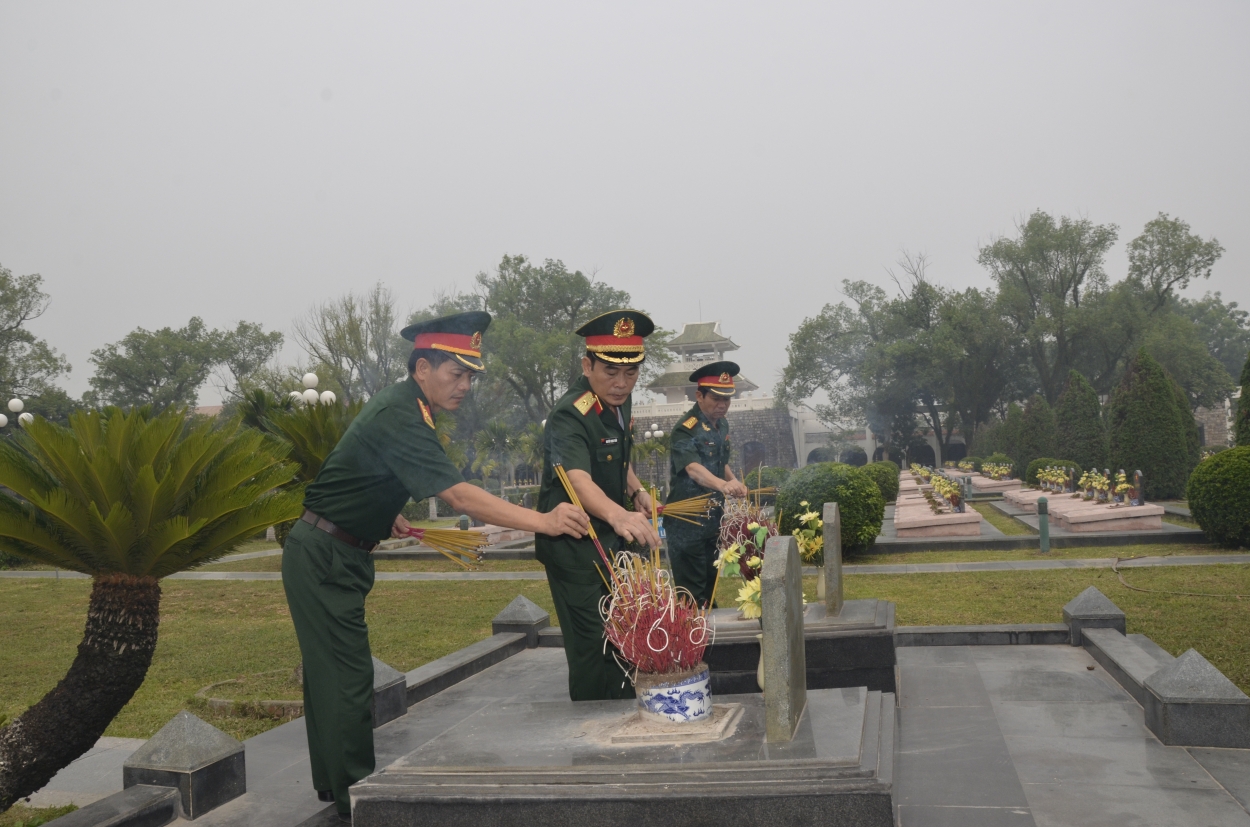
[713,500,778,620]
[983,462,1012,481]
[1113,471,1134,505]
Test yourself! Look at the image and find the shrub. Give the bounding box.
[859,461,900,502]
[1054,370,1106,469]
[1187,446,1250,548]
[1107,350,1193,500]
[1024,458,1080,486]
[1171,377,1201,471]
[745,466,792,490]
[983,452,1014,473]
[999,403,1025,468]
[776,462,885,552]
[963,456,983,472]
[1017,395,1058,471]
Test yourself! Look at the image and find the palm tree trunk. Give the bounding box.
[0,574,161,811]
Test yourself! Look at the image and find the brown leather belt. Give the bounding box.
[300,510,378,552]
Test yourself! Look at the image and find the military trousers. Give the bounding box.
[544,567,635,702]
[282,519,376,816]
[668,533,720,607]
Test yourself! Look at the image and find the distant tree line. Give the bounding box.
[778,211,1248,465]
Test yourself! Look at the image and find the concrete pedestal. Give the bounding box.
[704,599,896,694]
[350,687,895,826]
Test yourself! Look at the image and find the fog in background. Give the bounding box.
[2,1,1247,404]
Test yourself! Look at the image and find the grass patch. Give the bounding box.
[1162,513,1201,529]
[848,543,1234,566]
[7,564,1250,743]
[969,502,1035,536]
[197,555,545,573]
[0,804,77,826]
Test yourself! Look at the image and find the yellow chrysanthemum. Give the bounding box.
[737,578,762,618]
[715,543,742,569]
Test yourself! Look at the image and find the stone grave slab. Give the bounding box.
[1057,503,1165,532]
[122,711,245,819]
[350,687,895,826]
[761,535,806,742]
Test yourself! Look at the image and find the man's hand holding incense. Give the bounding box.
[632,488,654,519]
[391,514,411,538]
[610,510,661,550]
[543,503,590,538]
[722,479,749,499]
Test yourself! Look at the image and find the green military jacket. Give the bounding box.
[665,403,731,540]
[303,376,464,542]
[536,375,633,583]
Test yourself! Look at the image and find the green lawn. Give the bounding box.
[6,565,1250,744]
[198,554,545,573]
[0,803,76,826]
[969,501,1035,535]
[848,542,1235,566]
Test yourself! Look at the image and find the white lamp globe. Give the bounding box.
[8,399,23,413]
[0,414,8,427]
[18,412,34,426]
[302,372,319,390]
[319,390,336,405]
[643,431,653,439]
[651,423,658,431]
[302,388,320,405]
[288,391,305,405]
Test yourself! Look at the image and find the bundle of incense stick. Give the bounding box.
[404,527,488,570]
[657,493,713,525]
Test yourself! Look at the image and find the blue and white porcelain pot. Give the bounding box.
[635,663,712,724]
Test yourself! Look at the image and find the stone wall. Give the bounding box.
[1194,403,1230,447]
[632,406,798,494]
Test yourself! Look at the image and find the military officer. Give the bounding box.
[665,361,750,606]
[536,309,662,702]
[284,311,588,822]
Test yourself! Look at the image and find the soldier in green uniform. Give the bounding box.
[284,311,588,822]
[665,361,750,607]
[536,309,662,702]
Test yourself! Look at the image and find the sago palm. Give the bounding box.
[262,399,364,484]
[0,407,302,812]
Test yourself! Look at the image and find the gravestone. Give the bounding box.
[761,535,807,742]
[1143,649,1250,748]
[1133,470,1144,506]
[122,710,245,818]
[822,502,843,617]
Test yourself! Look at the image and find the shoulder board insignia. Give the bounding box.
[417,399,436,429]
[573,391,598,416]
[682,416,698,429]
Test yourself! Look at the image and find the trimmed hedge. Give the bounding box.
[1187,446,1250,548]
[1107,350,1193,500]
[983,452,1014,472]
[1054,369,1106,469]
[963,456,983,472]
[776,462,885,552]
[859,460,901,502]
[1024,458,1081,486]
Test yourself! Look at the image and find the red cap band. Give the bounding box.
[412,332,481,357]
[585,334,644,351]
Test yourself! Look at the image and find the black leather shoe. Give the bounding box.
[317,790,334,802]
[337,814,352,824]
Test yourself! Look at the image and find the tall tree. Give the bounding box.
[0,266,71,401]
[214,321,284,401]
[1016,394,1057,470]
[1141,312,1235,410]
[978,211,1119,403]
[473,255,670,422]
[1106,350,1192,499]
[86,317,223,411]
[1054,370,1106,469]
[1176,292,1250,382]
[1237,353,1250,447]
[293,283,404,404]
[1126,213,1224,312]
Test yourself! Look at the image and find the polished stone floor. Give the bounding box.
[896,645,1250,826]
[31,644,1250,826]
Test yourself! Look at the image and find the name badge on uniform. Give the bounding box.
[601,437,619,445]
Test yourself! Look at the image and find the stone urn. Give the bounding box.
[635,663,713,724]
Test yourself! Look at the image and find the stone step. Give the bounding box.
[1081,626,1174,705]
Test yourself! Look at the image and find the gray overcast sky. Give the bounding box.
[2,1,1248,405]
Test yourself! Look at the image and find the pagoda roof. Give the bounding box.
[665,321,739,351]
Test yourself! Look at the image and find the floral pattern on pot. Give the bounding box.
[637,668,712,723]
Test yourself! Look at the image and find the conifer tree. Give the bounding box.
[1017,394,1058,470]
[1237,352,1250,447]
[1055,370,1106,469]
[1107,350,1191,499]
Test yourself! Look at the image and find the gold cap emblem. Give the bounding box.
[719,372,732,383]
[613,317,636,338]
[471,331,482,350]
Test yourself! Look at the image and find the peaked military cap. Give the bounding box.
[576,309,655,365]
[401,310,492,371]
[690,360,739,396]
